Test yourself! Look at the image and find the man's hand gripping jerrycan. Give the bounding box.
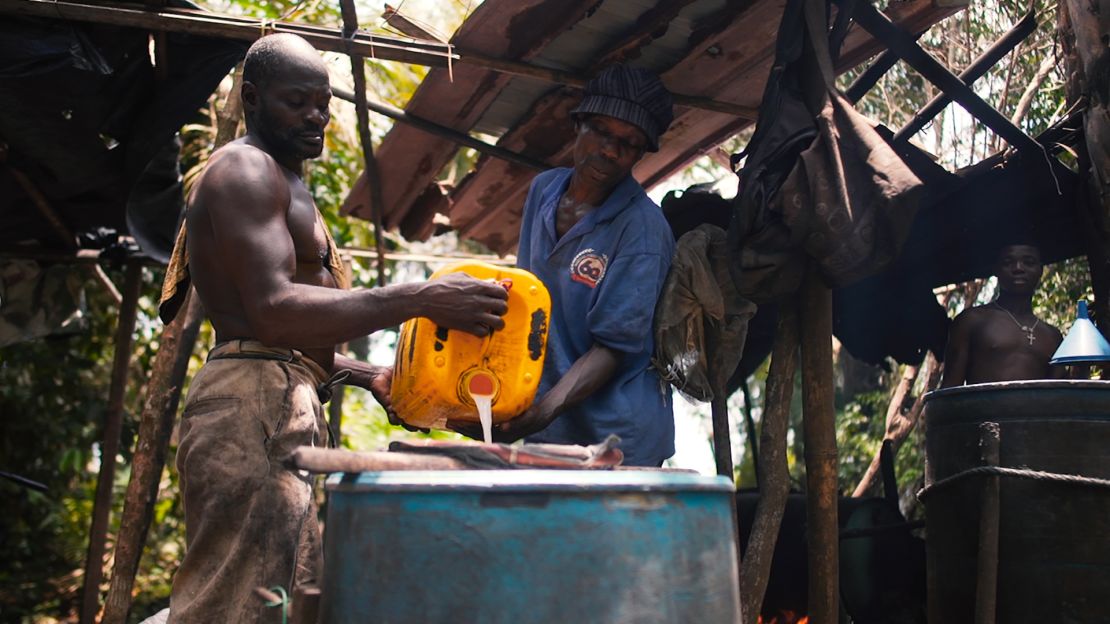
[390,262,551,431]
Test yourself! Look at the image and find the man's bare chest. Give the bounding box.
[287,186,329,269]
[972,317,1054,360]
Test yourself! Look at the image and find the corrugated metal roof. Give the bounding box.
[341,0,966,254]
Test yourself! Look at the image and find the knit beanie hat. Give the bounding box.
[570,64,674,152]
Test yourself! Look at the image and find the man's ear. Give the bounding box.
[241,81,259,111]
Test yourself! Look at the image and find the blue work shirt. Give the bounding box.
[517,167,675,466]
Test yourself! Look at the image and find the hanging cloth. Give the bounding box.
[728,0,923,301]
[653,224,757,402]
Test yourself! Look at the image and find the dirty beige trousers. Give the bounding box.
[168,340,330,624]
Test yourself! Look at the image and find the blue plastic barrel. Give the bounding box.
[321,470,741,623]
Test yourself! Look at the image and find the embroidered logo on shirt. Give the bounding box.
[570,248,608,288]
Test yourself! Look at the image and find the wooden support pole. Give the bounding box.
[80,262,143,624]
[974,422,1001,624]
[339,1,388,287]
[800,268,838,624]
[101,290,204,624]
[740,299,799,624]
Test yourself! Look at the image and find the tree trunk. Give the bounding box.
[1060,0,1110,332]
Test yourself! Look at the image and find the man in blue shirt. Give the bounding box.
[490,65,677,466]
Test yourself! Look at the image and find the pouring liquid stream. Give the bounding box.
[468,373,496,444]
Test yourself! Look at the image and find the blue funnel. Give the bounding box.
[1050,301,1110,364]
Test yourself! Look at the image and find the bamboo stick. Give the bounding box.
[290,446,465,472]
[800,268,838,623]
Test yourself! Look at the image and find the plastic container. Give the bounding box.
[390,262,551,430]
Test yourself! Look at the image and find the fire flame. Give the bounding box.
[757,613,809,624]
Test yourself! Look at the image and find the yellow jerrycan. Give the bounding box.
[391,262,551,431]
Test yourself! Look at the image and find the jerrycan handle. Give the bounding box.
[478,278,513,362]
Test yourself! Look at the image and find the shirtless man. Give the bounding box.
[165,34,508,622]
[941,243,1063,387]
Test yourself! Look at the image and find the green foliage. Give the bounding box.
[0,265,171,621]
[839,0,1065,169]
[1034,256,1094,332]
[835,390,888,487]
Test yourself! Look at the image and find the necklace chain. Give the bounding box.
[993,301,1039,345]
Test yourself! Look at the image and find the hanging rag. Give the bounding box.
[653,224,757,402]
[728,0,923,301]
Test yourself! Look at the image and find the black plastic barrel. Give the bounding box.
[923,380,1110,624]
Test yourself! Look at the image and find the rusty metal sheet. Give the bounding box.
[341,0,600,229]
[448,0,965,254]
[447,90,579,254]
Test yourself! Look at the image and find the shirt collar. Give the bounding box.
[540,169,642,244]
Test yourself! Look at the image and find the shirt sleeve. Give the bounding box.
[587,251,671,354]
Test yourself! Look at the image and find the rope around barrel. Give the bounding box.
[917,465,1110,501]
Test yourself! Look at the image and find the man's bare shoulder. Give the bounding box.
[204,140,282,179]
[952,304,994,326]
[192,140,289,208]
[1044,322,1064,341]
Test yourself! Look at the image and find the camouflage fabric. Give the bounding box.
[653,225,757,401]
[0,259,86,347]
